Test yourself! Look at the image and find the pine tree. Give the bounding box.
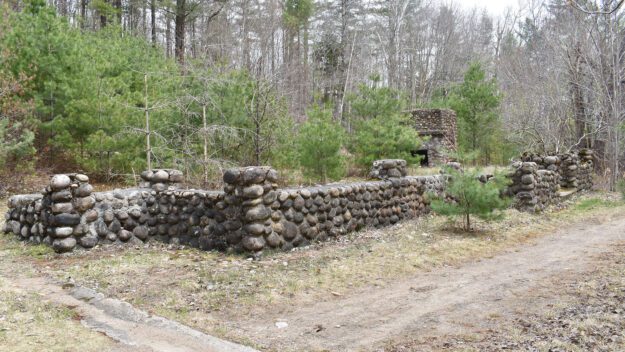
[297,104,346,182]
[431,162,510,231]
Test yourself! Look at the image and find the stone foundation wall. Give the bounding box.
[4,164,445,254]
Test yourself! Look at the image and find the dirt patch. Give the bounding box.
[227,211,625,351]
[384,244,625,352]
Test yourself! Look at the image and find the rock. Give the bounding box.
[50,175,71,190]
[51,190,72,202]
[152,170,169,182]
[243,185,264,198]
[52,237,76,252]
[169,170,184,183]
[103,210,115,223]
[75,174,89,182]
[75,183,93,197]
[245,205,270,222]
[118,229,132,242]
[266,232,282,247]
[79,232,98,248]
[242,235,265,251]
[54,226,74,238]
[133,226,149,240]
[242,168,266,185]
[84,209,99,222]
[283,221,298,240]
[54,213,81,226]
[245,223,265,236]
[223,169,239,184]
[74,196,95,211]
[521,174,535,185]
[51,202,73,214]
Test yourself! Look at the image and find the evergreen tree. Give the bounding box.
[431,160,510,231]
[297,104,345,182]
[446,63,505,164]
[348,76,422,168]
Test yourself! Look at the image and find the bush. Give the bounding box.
[431,165,510,231]
[297,104,346,182]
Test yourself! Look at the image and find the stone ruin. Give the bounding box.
[508,149,594,212]
[410,109,457,167]
[4,160,445,254]
[3,151,595,254]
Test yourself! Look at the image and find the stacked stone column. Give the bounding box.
[578,149,594,191]
[559,152,579,188]
[140,169,184,192]
[44,174,96,252]
[222,166,280,253]
[369,159,408,179]
[507,162,539,212]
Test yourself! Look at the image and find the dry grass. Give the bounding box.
[0,192,621,345]
[1,193,623,344]
[0,277,114,352]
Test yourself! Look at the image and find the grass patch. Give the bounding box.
[0,277,113,352]
[1,192,624,346]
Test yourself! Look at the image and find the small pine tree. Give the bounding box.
[297,104,346,182]
[431,165,510,231]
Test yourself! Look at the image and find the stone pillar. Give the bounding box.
[222,166,279,253]
[369,159,407,179]
[44,173,96,252]
[507,162,539,212]
[140,169,184,191]
[578,149,594,190]
[559,153,579,189]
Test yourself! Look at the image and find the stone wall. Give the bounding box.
[509,150,594,211]
[369,159,408,179]
[4,164,445,254]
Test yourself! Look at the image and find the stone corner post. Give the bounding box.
[222,166,279,253]
[369,159,408,179]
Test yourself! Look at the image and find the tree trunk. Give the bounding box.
[151,0,157,45]
[175,0,186,65]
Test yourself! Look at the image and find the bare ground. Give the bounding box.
[229,213,625,351]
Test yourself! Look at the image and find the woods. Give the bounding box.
[1,0,625,188]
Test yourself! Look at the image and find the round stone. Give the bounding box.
[245,223,265,236]
[133,226,149,240]
[118,229,132,242]
[79,233,98,248]
[75,174,89,182]
[51,190,72,202]
[152,170,169,182]
[242,235,265,251]
[243,185,264,198]
[54,213,81,226]
[74,196,95,211]
[265,232,282,248]
[53,237,76,252]
[245,205,270,222]
[50,175,71,190]
[75,183,93,197]
[51,202,73,214]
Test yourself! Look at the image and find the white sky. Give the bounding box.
[455,0,523,17]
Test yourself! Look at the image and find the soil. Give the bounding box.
[229,214,625,351]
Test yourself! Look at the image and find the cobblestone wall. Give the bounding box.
[3,164,445,254]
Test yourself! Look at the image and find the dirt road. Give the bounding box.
[233,215,625,351]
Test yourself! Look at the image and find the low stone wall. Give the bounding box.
[510,149,594,211]
[4,164,445,253]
